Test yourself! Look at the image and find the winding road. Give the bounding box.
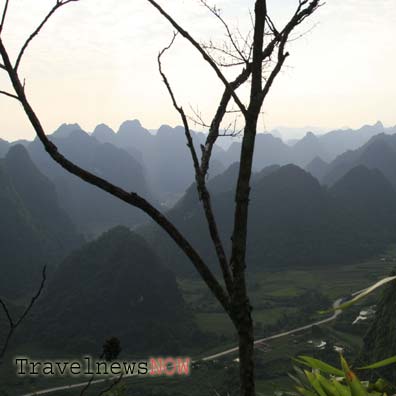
[20,299,343,396]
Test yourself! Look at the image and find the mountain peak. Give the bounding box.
[309,156,327,166]
[5,143,31,164]
[118,119,143,133]
[93,123,114,135]
[331,165,395,204]
[52,123,83,138]
[305,156,329,182]
[92,124,115,143]
[157,124,177,135]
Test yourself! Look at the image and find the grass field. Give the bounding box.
[178,246,396,340]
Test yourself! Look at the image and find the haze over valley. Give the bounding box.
[1,117,396,394]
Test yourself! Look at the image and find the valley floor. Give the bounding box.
[2,247,396,396]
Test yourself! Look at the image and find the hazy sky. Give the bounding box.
[0,0,395,141]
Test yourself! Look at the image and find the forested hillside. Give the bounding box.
[0,145,81,299]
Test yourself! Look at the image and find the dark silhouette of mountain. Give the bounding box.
[323,134,396,187]
[5,120,393,214]
[91,123,116,143]
[11,139,30,148]
[331,166,396,210]
[28,125,154,236]
[305,156,329,181]
[218,134,290,170]
[217,122,393,172]
[253,164,281,182]
[317,121,388,158]
[0,145,81,299]
[359,273,396,382]
[142,163,396,275]
[52,123,83,138]
[330,166,396,249]
[0,138,10,157]
[291,132,330,166]
[174,162,240,214]
[93,121,144,163]
[93,120,225,207]
[25,227,201,355]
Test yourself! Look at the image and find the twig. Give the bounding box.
[199,1,248,63]
[188,105,210,128]
[0,266,47,360]
[0,89,19,100]
[0,36,231,314]
[15,0,80,71]
[0,0,9,34]
[158,34,234,295]
[146,0,247,115]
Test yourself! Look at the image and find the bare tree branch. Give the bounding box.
[0,37,231,314]
[0,89,19,100]
[146,0,247,115]
[158,34,234,295]
[199,21,288,181]
[187,105,211,129]
[0,266,47,360]
[0,0,9,35]
[200,1,248,63]
[0,2,322,395]
[200,66,251,179]
[14,0,80,71]
[202,42,247,68]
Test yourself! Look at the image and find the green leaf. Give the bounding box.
[358,356,396,370]
[295,386,318,396]
[316,372,342,396]
[305,370,328,396]
[332,379,351,396]
[296,356,344,377]
[340,355,368,396]
[293,365,313,388]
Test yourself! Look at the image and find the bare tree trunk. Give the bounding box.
[0,2,321,395]
[236,306,255,396]
[231,115,259,395]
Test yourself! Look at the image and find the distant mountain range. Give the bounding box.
[1,120,395,236]
[219,121,395,169]
[311,133,396,188]
[28,125,155,236]
[92,120,225,206]
[142,162,396,275]
[2,120,396,358]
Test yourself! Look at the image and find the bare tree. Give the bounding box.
[0,1,320,395]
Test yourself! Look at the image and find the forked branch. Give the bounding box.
[200,0,248,64]
[146,0,247,115]
[0,266,47,360]
[0,35,231,314]
[158,34,233,294]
